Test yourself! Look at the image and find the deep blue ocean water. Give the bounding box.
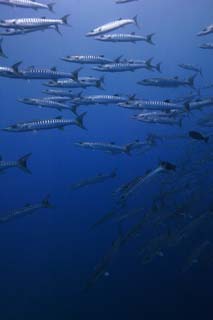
[0,0,213,318]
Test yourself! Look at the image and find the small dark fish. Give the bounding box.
[189,131,209,143]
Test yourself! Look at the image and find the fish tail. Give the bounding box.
[42,195,53,208]
[48,2,56,13]
[0,38,7,58]
[18,153,32,174]
[75,112,87,130]
[146,33,155,45]
[156,62,162,73]
[133,15,139,28]
[188,74,197,88]
[62,14,70,25]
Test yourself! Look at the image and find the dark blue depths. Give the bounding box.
[0,0,213,319]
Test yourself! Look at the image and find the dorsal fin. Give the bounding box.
[51,66,57,72]
[55,116,62,120]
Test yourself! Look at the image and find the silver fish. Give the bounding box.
[86,16,138,37]
[75,141,135,156]
[138,75,196,88]
[0,0,55,11]
[18,97,74,113]
[71,170,117,190]
[95,32,155,45]
[197,24,213,36]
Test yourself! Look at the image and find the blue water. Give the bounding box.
[0,0,213,318]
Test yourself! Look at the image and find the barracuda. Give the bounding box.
[0,153,31,174]
[200,43,213,49]
[93,62,146,72]
[118,99,189,111]
[0,0,55,11]
[137,75,197,88]
[61,55,117,65]
[44,76,104,89]
[2,113,87,132]
[18,98,74,113]
[178,64,202,76]
[95,32,155,44]
[0,195,53,224]
[75,141,135,156]
[0,15,69,30]
[71,170,117,190]
[115,0,139,3]
[21,66,75,80]
[86,16,138,37]
[197,24,213,36]
[0,25,58,36]
[42,89,82,98]
[0,61,23,78]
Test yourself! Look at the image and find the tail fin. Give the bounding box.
[188,74,197,88]
[145,57,153,69]
[156,62,162,73]
[61,14,70,25]
[183,101,190,112]
[0,38,7,58]
[71,67,82,81]
[124,143,133,156]
[199,68,203,77]
[47,2,55,12]
[42,195,53,208]
[18,153,32,174]
[133,15,139,28]
[12,61,22,75]
[96,76,105,89]
[146,33,155,45]
[75,112,87,129]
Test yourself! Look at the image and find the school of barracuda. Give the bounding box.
[0,0,213,291]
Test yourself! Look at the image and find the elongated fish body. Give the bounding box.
[44,77,104,89]
[61,55,113,65]
[0,15,69,29]
[197,24,213,36]
[78,94,128,105]
[93,62,145,72]
[132,113,183,126]
[71,170,117,189]
[95,33,155,45]
[116,0,138,3]
[42,89,80,98]
[0,25,57,36]
[118,100,185,111]
[75,142,133,155]
[43,96,72,103]
[86,16,138,37]
[200,43,213,49]
[18,98,73,112]
[189,97,213,110]
[0,196,52,224]
[3,113,87,132]
[138,75,196,88]
[0,153,31,174]
[21,67,73,80]
[178,64,202,75]
[0,0,55,11]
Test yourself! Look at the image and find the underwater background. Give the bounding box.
[0,0,213,318]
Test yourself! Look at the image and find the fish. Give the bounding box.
[186,97,213,111]
[127,58,161,72]
[43,76,104,89]
[0,25,59,36]
[95,32,155,45]
[0,153,31,174]
[188,131,209,143]
[115,0,139,3]
[178,64,202,76]
[197,24,213,36]
[132,111,183,127]
[42,89,82,98]
[118,99,189,112]
[2,113,87,132]
[199,43,213,49]
[0,195,53,224]
[71,170,117,190]
[116,161,176,201]
[71,94,129,109]
[86,16,139,37]
[61,55,119,65]
[0,0,55,11]
[0,15,70,32]
[20,65,75,80]
[0,61,23,78]
[17,97,75,113]
[93,62,151,73]
[137,75,197,88]
[0,38,7,58]
[75,141,135,156]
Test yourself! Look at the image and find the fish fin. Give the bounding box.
[114,55,123,63]
[133,15,139,28]
[42,195,53,208]
[12,61,22,75]
[146,33,155,45]
[18,153,32,174]
[61,14,70,25]
[71,67,82,81]
[188,74,197,88]
[47,2,56,13]
[156,62,162,73]
[75,112,87,130]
